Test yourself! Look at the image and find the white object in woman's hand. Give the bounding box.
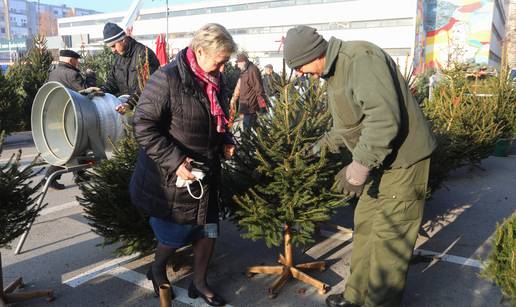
[176,158,196,180]
[223,144,235,159]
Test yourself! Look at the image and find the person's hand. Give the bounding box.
[334,161,370,198]
[223,144,235,159]
[115,103,130,115]
[176,158,195,181]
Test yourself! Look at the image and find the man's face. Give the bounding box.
[295,56,325,78]
[110,38,126,55]
[236,61,246,71]
[265,67,272,75]
[70,58,79,69]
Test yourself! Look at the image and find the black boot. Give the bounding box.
[326,294,361,307]
[188,282,226,306]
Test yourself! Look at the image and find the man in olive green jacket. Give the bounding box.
[284,26,436,307]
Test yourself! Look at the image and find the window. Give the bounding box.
[247,2,269,10]
[210,6,226,13]
[1,28,5,34]
[270,0,295,8]
[226,4,247,11]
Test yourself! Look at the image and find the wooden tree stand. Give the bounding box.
[246,226,330,298]
[0,253,54,306]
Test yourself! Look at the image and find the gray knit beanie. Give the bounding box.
[284,25,328,69]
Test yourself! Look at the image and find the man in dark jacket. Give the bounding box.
[44,49,97,189]
[48,49,96,92]
[263,64,281,98]
[101,22,160,114]
[234,52,267,130]
[284,26,436,307]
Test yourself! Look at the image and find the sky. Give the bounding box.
[38,0,198,13]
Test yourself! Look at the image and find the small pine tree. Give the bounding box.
[0,149,44,248]
[6,35,53,130]
[0,74,22,134]
[422,62,515,192]
[481,214,516,306]
[80,46,114,86]
[224,74,349,296]
[77,131,155,256]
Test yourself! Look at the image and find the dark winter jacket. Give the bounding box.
[238,61,266,114]
[101,37,160,108]
[320,37,436,169]
[263,72,281,97]
[129,48,233,225]
[48,62,96,92]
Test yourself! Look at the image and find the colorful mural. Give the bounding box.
[417,0,494,70]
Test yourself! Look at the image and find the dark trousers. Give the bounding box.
[242,113,257,131]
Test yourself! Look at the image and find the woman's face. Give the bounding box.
[195,47,231,75]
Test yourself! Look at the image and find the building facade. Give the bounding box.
[0,0,97,62]
[58,0,419,72]
[57,0,510,73]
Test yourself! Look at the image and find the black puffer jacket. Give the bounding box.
[129,48,233,225]
[48,62,96,92]
[101,37,160,108]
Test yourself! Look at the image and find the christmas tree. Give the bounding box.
[6,35,53,130]
[0,140,53,303]
[224,74,349,297]
[77,131,155,256]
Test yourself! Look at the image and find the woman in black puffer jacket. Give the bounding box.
[130,23,236,306]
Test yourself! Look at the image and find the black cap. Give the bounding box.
[59,49,81,59]
[103,22,126,46]
[284,25,328,69]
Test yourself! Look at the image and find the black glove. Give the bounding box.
[334,161,370,198]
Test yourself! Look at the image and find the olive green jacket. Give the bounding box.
[321,37,436,169]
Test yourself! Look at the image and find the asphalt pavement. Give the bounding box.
[0,132,514,307]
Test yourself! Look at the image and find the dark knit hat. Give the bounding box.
[236,52,248,62]
[284,25,328,69]
[59,49,81,59]
[103,22,126,46]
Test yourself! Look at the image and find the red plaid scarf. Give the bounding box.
[186,47,227,133]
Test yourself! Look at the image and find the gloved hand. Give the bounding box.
[79,87,105,99]
[334,160,370,198]
[115,103,131,115]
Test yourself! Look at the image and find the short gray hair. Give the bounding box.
[189,23,237,55]
[59,56,74,63]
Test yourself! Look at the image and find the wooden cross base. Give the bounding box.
[0,254,54,306]
[245,226,330,299]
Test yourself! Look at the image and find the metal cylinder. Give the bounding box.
[31,82,125,166]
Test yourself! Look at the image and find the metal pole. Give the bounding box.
[166,0,169,56]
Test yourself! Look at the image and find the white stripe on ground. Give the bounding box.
[40,201,80,216]
[62,253,141,287]
[319,229,483,269]
[415,249,483,269]
[0,153,38,163]
[109,266,235,307]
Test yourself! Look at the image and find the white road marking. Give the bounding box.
[0,153,39,163]
[40,201,80,216]
[62,253,141,287]
[319,229,484,269]
[109,266,235,307]
[415,249,483,269]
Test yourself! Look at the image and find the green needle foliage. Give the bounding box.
[77,131,155,256]
[225,76,349,248]
[6,35,53,130]
[0,142,44,248]
[481,214,516,306]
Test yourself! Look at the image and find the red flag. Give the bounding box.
[155,34,168,66]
